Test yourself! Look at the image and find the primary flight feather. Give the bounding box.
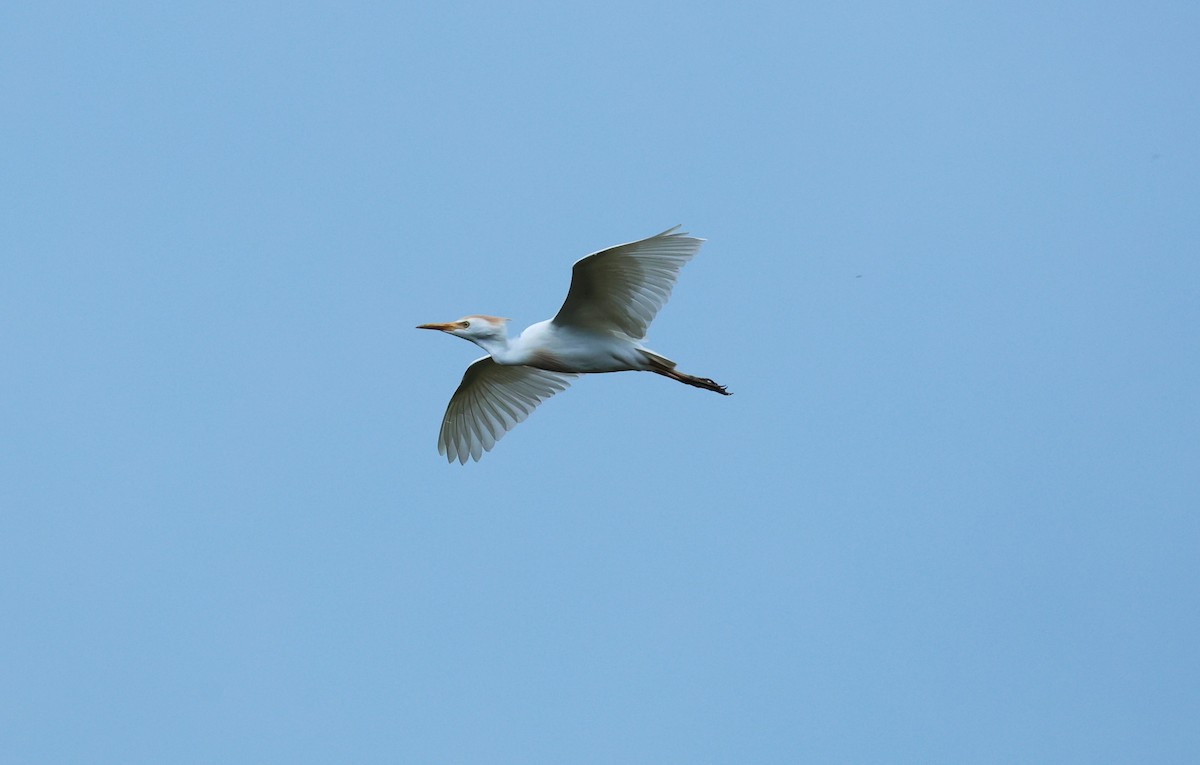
[418,226,730,463]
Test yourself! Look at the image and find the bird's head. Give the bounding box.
[416,315,509,343]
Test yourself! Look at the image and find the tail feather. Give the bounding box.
[639,349,677,370]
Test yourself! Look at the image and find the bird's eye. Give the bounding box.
[460,320,470,328]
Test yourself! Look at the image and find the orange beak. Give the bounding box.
[416,322,457,332]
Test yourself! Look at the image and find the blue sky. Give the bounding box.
[3,2,1198,762]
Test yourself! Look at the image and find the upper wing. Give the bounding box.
[438,357,577,464]
[552,226,704,339]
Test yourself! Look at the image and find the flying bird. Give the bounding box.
[418,226,730,463]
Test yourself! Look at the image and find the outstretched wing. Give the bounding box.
[438,357,577,464]
[552,226,704,339]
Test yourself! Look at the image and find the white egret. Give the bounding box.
[418,226,730,463]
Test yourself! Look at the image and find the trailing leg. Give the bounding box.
[653,367,731,395]
[640,349,731,395]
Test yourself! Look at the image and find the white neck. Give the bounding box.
[467,331,517,363]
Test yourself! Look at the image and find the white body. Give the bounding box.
[494,320,659,374]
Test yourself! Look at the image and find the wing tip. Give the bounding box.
[656,224,706,244]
